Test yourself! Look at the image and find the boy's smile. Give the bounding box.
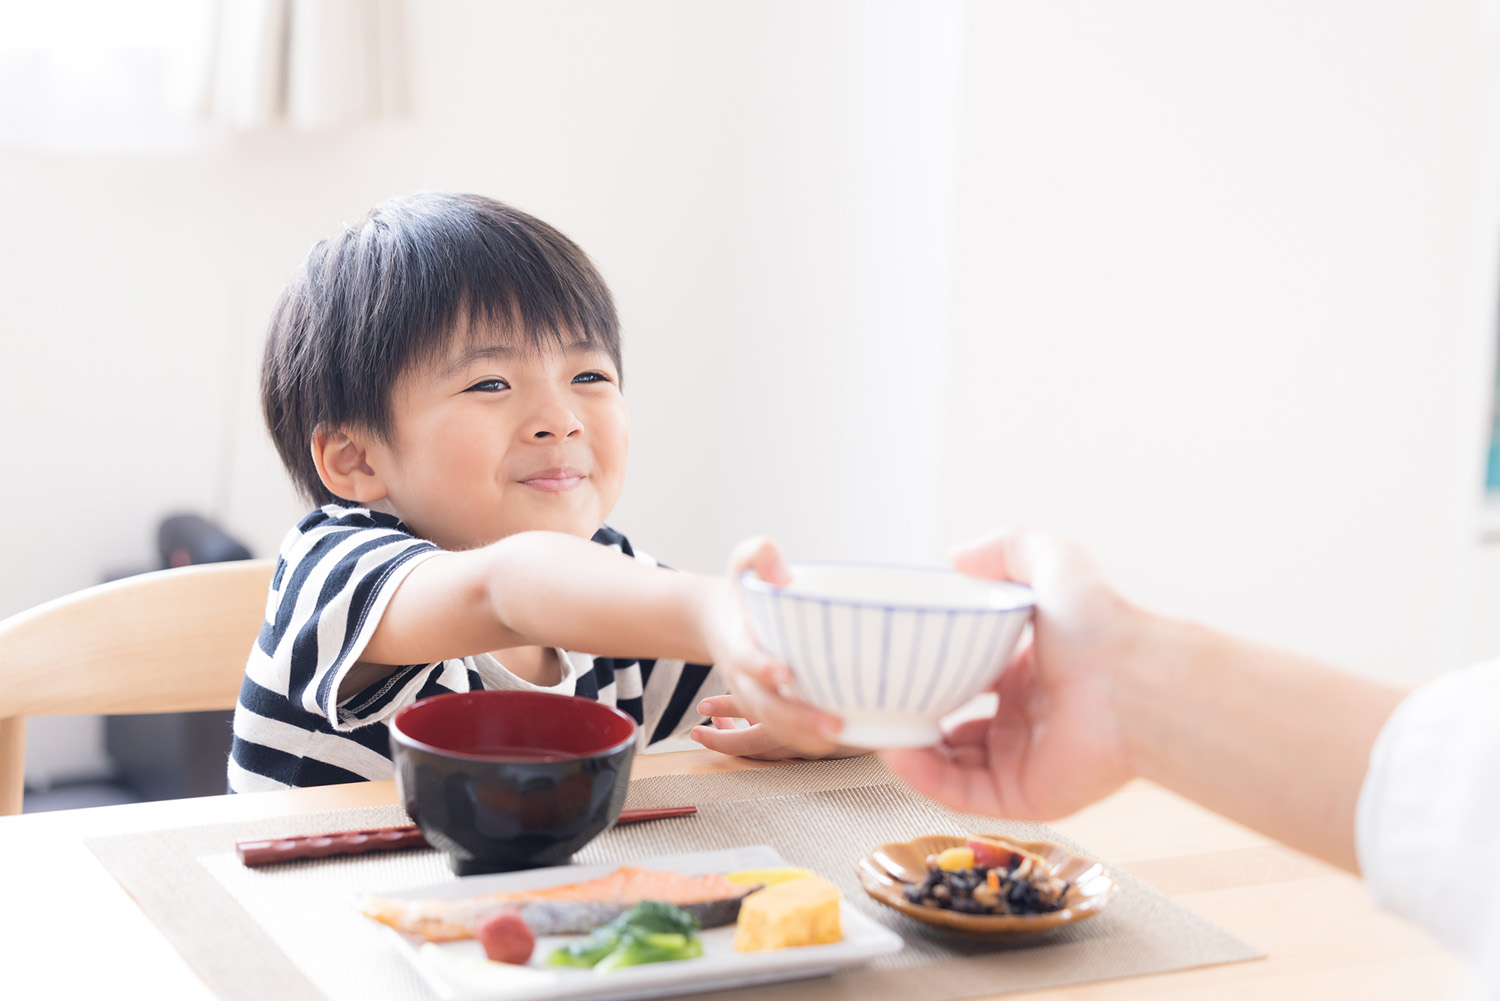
[347,328,629,551]
[520,466,586,492]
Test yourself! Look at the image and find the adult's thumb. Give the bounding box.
[949,527,1037,585]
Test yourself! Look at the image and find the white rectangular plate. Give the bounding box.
[373,845,903,1001]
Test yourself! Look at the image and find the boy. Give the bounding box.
[230,191,823,792]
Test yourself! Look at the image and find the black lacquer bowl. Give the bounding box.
[389,690,637,875]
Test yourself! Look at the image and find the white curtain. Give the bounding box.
[0,1,406,149]
[0,1,210,151]
[200,0,407,132]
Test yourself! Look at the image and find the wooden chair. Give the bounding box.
[0,559,275,815]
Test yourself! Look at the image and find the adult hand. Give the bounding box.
[880,528,1141,821]
[700,536,845,759]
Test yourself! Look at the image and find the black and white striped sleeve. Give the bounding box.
[239,506,448,733]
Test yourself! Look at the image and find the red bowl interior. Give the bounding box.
[391,691,635,762]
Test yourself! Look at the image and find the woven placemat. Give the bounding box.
[88,757,1260,1001]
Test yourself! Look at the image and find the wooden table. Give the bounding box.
[0,749,1465,998]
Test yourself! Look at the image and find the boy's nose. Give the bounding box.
[527,402,584,440]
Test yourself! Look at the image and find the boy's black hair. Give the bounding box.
[261,191,621,506]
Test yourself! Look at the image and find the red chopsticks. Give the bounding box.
[236,805,698,867]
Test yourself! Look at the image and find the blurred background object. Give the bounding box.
[197,0,407,133]
[3,1,1500,802]
[0,0,406,150]
[22,514,252,811]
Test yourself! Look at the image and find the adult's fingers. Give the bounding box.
[949,527,1038,584]
[941,715,991,748]
[879,747,1010,818]
[951,530,1105,623]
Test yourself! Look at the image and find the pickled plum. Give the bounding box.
[475,911,535,965]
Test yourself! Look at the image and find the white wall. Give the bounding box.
[3,1,1495,783]
[935,1,1497,682]
[1469,537,1500,663]
[6,0,775,781]
[721,0,964,566]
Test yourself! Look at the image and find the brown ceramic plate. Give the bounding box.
[856,833,1115,936]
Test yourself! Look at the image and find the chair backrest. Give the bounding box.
[0,558,275,815]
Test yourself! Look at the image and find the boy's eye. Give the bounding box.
[465,378,510,393]
[572,371,612,384]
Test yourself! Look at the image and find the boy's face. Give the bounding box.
[365,327,629,551]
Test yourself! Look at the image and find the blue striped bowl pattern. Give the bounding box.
[739,563,1034,748]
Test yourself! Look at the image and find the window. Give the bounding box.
[0,1,213,151]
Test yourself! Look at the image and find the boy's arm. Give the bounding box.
[359,529,847,759]
[359,530,718,668]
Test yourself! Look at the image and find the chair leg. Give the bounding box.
[0,717,25,816]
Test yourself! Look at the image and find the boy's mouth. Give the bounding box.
[520,467,586,492]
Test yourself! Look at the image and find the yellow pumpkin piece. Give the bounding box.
[723,867,817,888]
[733,874,842,951]
[935,847,975,871]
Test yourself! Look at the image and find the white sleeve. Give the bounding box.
[1355,658,1500,968]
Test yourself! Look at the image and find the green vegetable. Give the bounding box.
[546,901,704,972]
[612,900,700,936]
[594,933,703,972]
[545,926,618,968]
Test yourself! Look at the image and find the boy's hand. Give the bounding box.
[690,694,864,760]
[702,536,846,759]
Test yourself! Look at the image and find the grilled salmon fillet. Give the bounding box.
[361,866,758,940]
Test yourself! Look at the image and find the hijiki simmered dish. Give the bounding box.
[902,835,1071,916]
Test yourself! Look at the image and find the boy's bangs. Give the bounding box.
[436,288,619,369]
[397,210,621,380]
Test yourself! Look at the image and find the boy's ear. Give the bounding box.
[311,427,388,504]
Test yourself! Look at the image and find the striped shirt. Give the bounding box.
[228,505,724,793]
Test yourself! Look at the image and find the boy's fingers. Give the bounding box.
[725,641,792,692]
[728,535,792,587]
[690,723,790,758]
[697,694,745,719]
[727,674,788,730]
[693,720,840,760]
[720,569,794,688]
[693,722,756,752]
[736,673,843,743]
